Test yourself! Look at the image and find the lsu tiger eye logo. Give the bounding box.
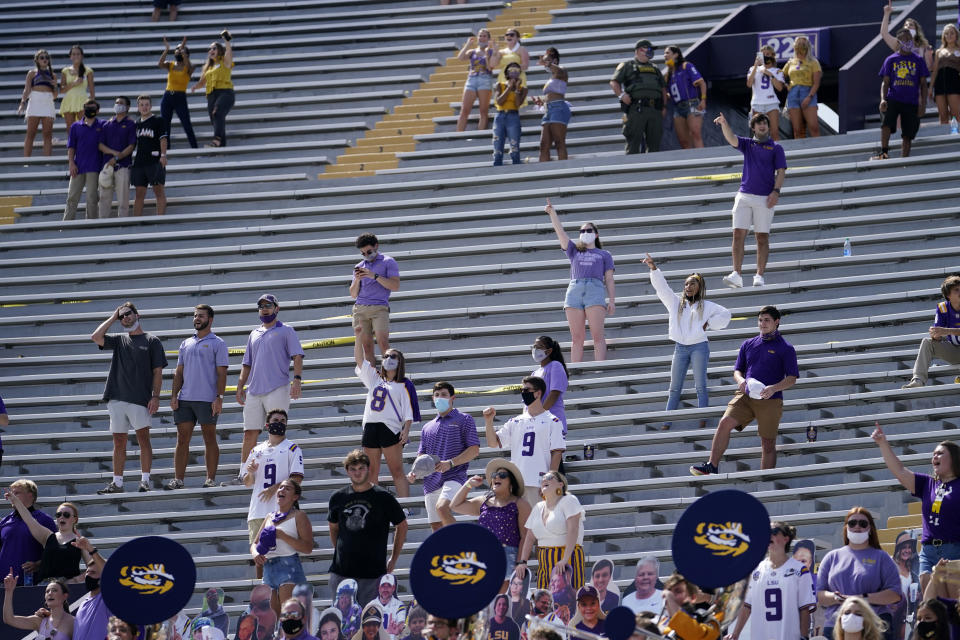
[118,563,176,595]
[693,522,751,557]
[429,551,488,585]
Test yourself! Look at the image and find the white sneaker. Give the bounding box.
[902,378,924,389]
[753,274,765,287]
[722,271,743,288]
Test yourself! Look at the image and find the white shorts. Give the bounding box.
[107,399,151,433]
[25,91,55,119]
[732,191,775,233]
[751,102,780,115]
[242,384,290,430]
[424,480,462,524]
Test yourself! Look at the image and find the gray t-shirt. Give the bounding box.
[101,333,167,407]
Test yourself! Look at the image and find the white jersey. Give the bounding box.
[357,360,412,434]
[496,409,565,488]
[365,596,404,640]
[748,66,785,105]
[744,557,815,640]
[243,437,304,520]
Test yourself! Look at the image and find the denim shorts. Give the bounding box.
[263,554,307,590]
[503,545,519,579]
[465,73,493,93]
[786,85,817,109]
[564,278,606,310]
[542,100,571,125]
[919,540,960,574]
[675,98,703,118]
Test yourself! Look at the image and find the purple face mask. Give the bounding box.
[260,312,277,324]
[900,39,917,53]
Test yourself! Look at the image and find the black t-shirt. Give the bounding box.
[100,333,168,406]
[134,115,168,166]
[327,485,405,578]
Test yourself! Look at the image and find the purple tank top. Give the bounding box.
[478,498,521,547]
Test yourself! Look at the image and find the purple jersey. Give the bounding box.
[355,253,399,306]
[816,546,901,623]
[733,332,799,400]
[912,473,960,542]
[737,136,787,196]
[417,408,479,493]
[880,51,929,105]
[934,301,960,347]
[565,243,614,281]
[668,61,703,102]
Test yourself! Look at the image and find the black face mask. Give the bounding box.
[267,421,287,436]
[83,107,98,118]
[917,621,938,639]
[85,575,100,591]
[175,52,184,63]
[520,390,537,406]
[763,56,776,65]
[281,619,304,635]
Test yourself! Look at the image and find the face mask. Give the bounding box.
[175,52,184,63]
[901,40,917,53]
[520,390,537,406]
[434,397,451,413]
[84,107,98,118]
[363,250,378,262]
[847,528,870,544]
[764,56,776,65]
[579,232,596,245]
[114,103,127,115]
[382,356,398,371]
[533,348,547,362]
[260,312,277,324]
[917,621,938,639]
[840,613,864,633]
[908,28,917,38]
[508,70,520,79]
[85,575,100,591]
[665,58,675,68]
[266,421,287,436]
[281,619,304,635]
[124,319,141,333]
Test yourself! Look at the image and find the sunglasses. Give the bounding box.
[257,303,275,309]
[579,228,595,233]
[38,56,50,60]
[55,511,75,519]
[506,34,517,38]
[251,600,272,612]
[771,527,787,536]
[490,470,510,479]
[280,611,303,620]
[118,310,135,319]
[847,519,870,529]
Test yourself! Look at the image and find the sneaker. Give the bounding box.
[690,461,718,476]
[722,271,743,288]
[806,425,818,442]
[202,478,217,488]
[902,378,924,389]
[221,476,245,487]
[138,480,151,492]
[165,478,184,490]
[97,482,124,495]
[753,274,765,287]
[661,422,671,431]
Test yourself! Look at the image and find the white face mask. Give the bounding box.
[846,528,870,544]
[908,28,917,38]
[840,613,864,632]
[532,348,547,362]
[124,319,141,333]
[579,232,596,245]
[382,356,398,371]
[114,103,127,115]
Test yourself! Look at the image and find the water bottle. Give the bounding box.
[952,117,958,135]
[842,238,852,257]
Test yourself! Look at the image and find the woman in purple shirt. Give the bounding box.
[545,199,615,362]
[664,46,707,149]
[532,336,569,435]
[816,507,902,640]
[872,427,960,590]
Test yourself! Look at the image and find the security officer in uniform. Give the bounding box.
[610,39,668,154]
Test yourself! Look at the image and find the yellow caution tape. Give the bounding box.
[1,304,27,308]
[454,383,523,396]
[168,335,356,358]
[660,172,742,182]
[730,316,749,321]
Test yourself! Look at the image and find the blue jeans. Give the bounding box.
[666,341,710,411]
[493,110,521,165]
[160,90,198,148]
[920,540,960,573]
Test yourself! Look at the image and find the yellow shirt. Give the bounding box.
[165,63,191,92]
[204,60,234,94]
[495,82,524,111]
[782,56,821,89]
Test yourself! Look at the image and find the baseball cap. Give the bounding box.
[411,454,441,480]
[362,606,383,626]
[258,293,279,306]
[577,585,600,601]
[635,39,654,51]
[379,573,397,587]
[98,165,114,189]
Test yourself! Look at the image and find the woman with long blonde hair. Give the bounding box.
[782,36,821,137]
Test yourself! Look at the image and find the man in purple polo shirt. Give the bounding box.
[168,304,229,490]
[350,234,400,367]
[63,98,105,221]
[230,294,304,484]
[406,382,479,530]
[874,28,929,160]
[714,112,787,289]
[903,275,960,388]
[71,535,112,640]
[0,479,55,585]
[97,96,137,218]
[691,305,798,475]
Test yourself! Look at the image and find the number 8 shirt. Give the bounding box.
[357,360,413,434]
[495,409,566,490]
[244,438,305,522]
[744,556,816,640]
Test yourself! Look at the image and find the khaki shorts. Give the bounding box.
[723,392,783,439]
[352,304,389,336]
[248,518,265,545]
[732,191,775,233]
[107,399,152,433]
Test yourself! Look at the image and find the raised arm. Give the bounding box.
[3,570,41,630]
[713,112,739,148]
[483,407,501,447]
[223,38,234,68]
[91,307,120,347]
[880,1,900,52]
[544,198,571,250]
[450,476,484,516]
[159,37,170,69]
[457,37,476,61]
[5,492,52,546]
[870,424,916,493]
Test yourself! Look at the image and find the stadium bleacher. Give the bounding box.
[1,0,959,624]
